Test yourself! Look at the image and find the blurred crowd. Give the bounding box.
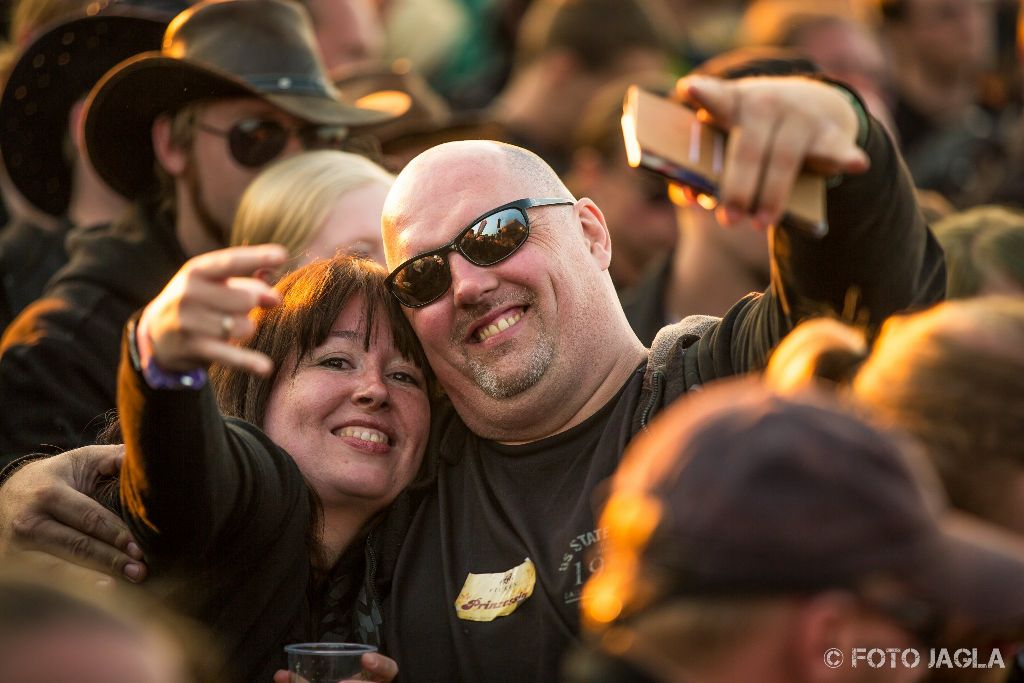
[0,0,1021,682]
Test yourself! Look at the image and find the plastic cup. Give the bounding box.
[284,642,377,683]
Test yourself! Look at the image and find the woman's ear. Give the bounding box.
[576,197,612,270]
[151,114,187,177]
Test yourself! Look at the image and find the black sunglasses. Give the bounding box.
[386,197,575,308]
[195,118,349,168]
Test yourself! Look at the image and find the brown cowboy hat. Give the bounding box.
[84,0,395,200]
[0,3,183,216]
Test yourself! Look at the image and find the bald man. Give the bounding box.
[356,75,943,678]
[0,74,945,680]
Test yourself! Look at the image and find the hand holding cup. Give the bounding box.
[277,644,395,682]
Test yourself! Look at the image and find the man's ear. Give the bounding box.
[151,114,187,178]
[577,197,612,270]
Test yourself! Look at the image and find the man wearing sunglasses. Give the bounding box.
[363,74,944,679]
[0,0,391,461]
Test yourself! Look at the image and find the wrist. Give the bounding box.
[135,313,156,369]
[128,316,207,391]
[823,78,869,149]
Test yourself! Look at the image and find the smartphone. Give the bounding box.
[621,85,828,238]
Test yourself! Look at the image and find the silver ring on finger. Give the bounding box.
[220,315,234,340]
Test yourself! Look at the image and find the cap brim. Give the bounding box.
[915,513,1024,629]
[84,53,395,199]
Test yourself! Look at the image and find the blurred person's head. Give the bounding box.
[575,378,1024,683]
[567,76,677,290]
[780,14,887,97]
[743,3,886,91]
[766,297,1024,536]
[771,13,895,131]
[931,205,1024,298]
[512,0,672,76]
[495,0,674,171]
[295,0,384,75]
[232,150,394,278]
[0,568,213,683]
[878,0,995,79]
[211,255,433,522]
[83,0,392,258]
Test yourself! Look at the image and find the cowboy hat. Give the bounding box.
[0,3,182,216]
[84,0,394,200]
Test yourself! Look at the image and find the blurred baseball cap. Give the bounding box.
[584,378,1024,633]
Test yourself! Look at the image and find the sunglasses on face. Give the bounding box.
[195,117,349,168]
[385,197,575,308]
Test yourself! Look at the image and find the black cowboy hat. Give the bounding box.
[0,2,184,217]
[84,0,395,200]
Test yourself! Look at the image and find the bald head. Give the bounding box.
[378,140,647,441]
[382,141,573,267]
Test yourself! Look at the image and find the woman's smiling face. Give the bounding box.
[262,295,430,514]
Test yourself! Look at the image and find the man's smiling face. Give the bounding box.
[382,142,595,420]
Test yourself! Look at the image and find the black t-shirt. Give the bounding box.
[386,367,644,682]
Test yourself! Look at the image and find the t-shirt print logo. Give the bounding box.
[455,558,536,622]
[558,527,608,606]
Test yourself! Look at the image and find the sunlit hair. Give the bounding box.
[932,205,1024,298]
[766,298,1024,525]
[231,150,394,276]
[210,254,432,427]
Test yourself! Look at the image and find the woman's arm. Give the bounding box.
[117,245,290,562]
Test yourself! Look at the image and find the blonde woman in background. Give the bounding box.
[231,150,394,280]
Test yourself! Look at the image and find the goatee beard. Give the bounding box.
[454,290,554,399]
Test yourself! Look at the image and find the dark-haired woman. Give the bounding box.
[117,245,431,683]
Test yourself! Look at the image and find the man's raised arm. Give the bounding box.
[673,75,945,379]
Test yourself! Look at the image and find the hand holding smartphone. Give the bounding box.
[621,85,828,238]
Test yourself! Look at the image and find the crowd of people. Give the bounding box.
[0,0,1022,681]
